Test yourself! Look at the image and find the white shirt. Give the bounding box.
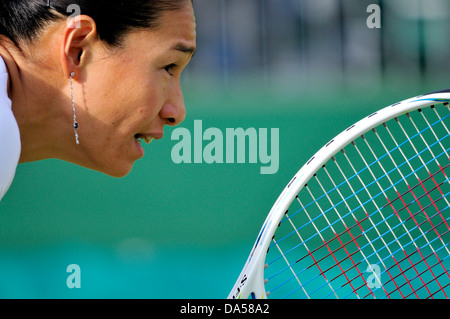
[0,56,21,201]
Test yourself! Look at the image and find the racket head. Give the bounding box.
[229,89,450,299]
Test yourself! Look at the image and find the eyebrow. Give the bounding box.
[173,43,196,57]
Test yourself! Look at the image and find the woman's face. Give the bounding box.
[74,3,196,177]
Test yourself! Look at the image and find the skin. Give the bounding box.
[0,1,196,177]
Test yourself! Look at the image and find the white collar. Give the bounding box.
[0,56,10,105]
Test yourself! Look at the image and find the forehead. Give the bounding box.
[152,3,197,50]
[111,3,196,58]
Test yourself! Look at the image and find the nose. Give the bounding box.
[159,81,186,126]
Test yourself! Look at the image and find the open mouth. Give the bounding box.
[134,134,154,145]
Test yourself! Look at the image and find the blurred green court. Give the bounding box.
[0,76,444,298]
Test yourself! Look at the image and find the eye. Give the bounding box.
[164,63,178,76]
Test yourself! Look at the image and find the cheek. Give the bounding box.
[81,63,169,137]
[105,87,165,137]
[135,83,169,117]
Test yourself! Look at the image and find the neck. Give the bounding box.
[0,37,74,163]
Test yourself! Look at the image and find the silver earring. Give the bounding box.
[70,72,80,145]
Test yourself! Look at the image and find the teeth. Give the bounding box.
[135,135,154,145]
[144,136,154,144]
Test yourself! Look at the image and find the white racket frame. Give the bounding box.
[228,90,450,299]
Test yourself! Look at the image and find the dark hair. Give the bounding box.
[0,0,191,47]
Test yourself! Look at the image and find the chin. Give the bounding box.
[105,165,134,178]
[89,161,135,178]
[106,170,132,178]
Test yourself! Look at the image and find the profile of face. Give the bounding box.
[67,2,196,177]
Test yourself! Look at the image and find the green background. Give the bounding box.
[0,81,443,298]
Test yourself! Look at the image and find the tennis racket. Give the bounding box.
[229,89,450,299]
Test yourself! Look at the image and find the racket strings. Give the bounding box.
[374,123,450,291]
[368,230,450,299]
[273,111,450,248]
[274,171,449,299]
[383,119,450,240]
[268,117,449,267]
[330,131,446,300]
[264,104,450,299]
[266,180,449,299]
[356,126,448,297]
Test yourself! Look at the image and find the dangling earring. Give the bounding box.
[70,72,80,145]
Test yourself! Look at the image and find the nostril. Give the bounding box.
[168,118,176,124]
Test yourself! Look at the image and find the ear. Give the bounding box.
[60,15,98,80]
